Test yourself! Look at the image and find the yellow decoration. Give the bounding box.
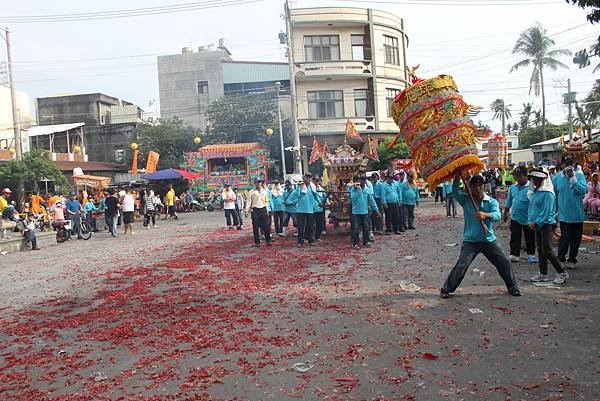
[194,136,202,145]
[73,145,81,154]
[8,147,15,155]
[130,143,139,151]
[265,128,274,137]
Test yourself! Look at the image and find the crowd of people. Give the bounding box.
[441,153,595,299]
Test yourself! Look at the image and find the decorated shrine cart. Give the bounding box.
[183,142,271,193]
[322,142,369,229]
[562,137,592,171]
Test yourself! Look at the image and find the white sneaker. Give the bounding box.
[565,261,576,269]
[553,272,568,285]
[530,273,550,282]
[509,255,520,262]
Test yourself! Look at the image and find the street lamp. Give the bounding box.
[275,81,287,179]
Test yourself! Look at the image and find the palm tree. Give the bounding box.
[533,110,543,127]
[490,98,512,135]
[519,102,533,130]
[509,23,571,141]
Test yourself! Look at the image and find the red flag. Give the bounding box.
[345,119,363,141]
[365,136,379,161]
[309,136,323,164]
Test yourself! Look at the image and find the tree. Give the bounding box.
[507,123,513,135]
[519,122,567,148]
[136,119,199,170]
[512,122,520,134]
[0,149,68,191]
[490,99,512,135]
[369,137,410,170]
[205,93,292,174]
[574,79,600,137]
[519,102,533,131]
[533,109,544,127]
[509,23,572,141]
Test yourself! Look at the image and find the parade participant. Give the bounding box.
[286,173,318,247]
[83,196,100,232]
[222,184,239,229]
[552,156,587,269]
[443,180,457,217]
[234,187,245,230]
[65,192,83,239]
[244,179,271,247]
[142,189,159,229]
[527,169,567,284]
[121,188,136,235]
[583,172,600,218]
[282,180,297,236]
[23,213,41,250]
[371,173,384,234]
[349,175,380,248]
[381,174,402,234]
[165,184,178,220]
[104,189,120,237]
[48,191,62,208]
[434,183,445,204]
[440,174,521,298]
[270,180,285,236]
[30,191,45,215]
[400,171,420,230]
[503,166,537,263]
[313,177,327,241]
[1,188,18,223]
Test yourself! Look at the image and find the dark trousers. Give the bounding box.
[509,220,536,256]
[372,199,384,232]
[443,241,519,293]
[351,214,370,245]
[558,221,583,263]
[384,203,401,233]
[536,224,564,275]
[402,204,416,228]
[144,211,156,227]
[296,213,314,244]
[314,211,325,240]
[86,212,97,231]
[224,209,239,227]
[273,211,284,234]
[251,207,271,244]
[26,229,37,249]
[283,212,297,228]
[446,194,457,217]
[435,187,445,203]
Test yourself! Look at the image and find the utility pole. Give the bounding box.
[275,82,287,179]
[563,79,576,141]
[283,0,303,175]
[3,27,22,161]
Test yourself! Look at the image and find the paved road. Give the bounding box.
[1,201,599,400]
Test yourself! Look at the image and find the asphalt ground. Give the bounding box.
[0,200,599,401]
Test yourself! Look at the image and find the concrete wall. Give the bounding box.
[0,86,33,149]
[85,123,137,163]
[157,49,232,130]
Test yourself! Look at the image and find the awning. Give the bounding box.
[142,168,200,180]
[27,122,85,137]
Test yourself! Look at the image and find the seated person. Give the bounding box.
[23,213,40,250]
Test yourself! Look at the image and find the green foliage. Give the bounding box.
[566,0,600,24]
[475,120,491,131]
[368,137,410,170]
[0,149,68,190]
[136,119,198,170]
[205,94,293,172]
[519,123,567,148]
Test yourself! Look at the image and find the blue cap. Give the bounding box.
[70,191,76,196]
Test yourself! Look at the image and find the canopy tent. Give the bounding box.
[141,168,200,180]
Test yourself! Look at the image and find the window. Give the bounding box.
[351,35,365,60]
[100,114,106,125]
[508,141,513,148]
[384,35,400,65]
[304,35,340,62]
[354,89,368,117]
[308,91,344,118]
[386,88,401,117]
[197,80,209,94]
[482,143,489,150]
[114,149,125,163]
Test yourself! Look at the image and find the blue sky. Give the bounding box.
[1,0,598,132]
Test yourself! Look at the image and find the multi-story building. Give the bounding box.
[0,86,34,153]
[157,42,290,131]
[36,93,142,163]
[289,7,409,146]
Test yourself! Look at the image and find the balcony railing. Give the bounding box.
[298,116,376,134]
[295,60,372,78]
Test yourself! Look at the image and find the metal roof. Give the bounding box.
[222,62,289,84]
[27,123,85,137]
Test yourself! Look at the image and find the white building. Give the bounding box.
[290,7,409,146]
[0,86,33,151]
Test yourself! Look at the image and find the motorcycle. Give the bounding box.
[203,194,222,212]
[52,220,71,243]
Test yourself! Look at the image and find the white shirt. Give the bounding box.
[245,188,270,211]
[121,194,135,212]
[222,189,237,210]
